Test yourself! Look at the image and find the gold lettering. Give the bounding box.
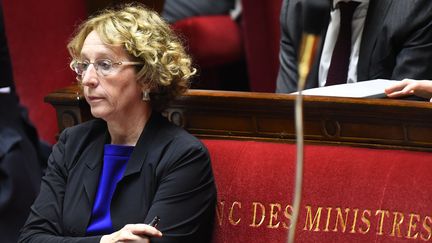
[216,202,432,241]
[390,211,404,238]
[375,210,389,235]
[216,201,225,226]
[303,206,322,232]
[250,202,265,227]
[228,201,241,226]
[282,204,293,229]
[267,203,281,229]
[350,208,359,234]
[421,216,432,241]
[406,213,420,239]
[333,207,350,233]
[324,207,333,232]
[359,210,371,234]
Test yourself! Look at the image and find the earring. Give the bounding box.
[142,90,150,101]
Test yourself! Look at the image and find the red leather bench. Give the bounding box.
[205,139,432,242]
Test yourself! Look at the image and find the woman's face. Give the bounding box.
[79,31,143,122]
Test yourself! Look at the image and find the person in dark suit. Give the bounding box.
[0,3,45,242]
[19,3,216,243]
[276,0,432,93]
[0,95,43,243]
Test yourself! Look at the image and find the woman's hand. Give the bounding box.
[100,224,162,243]
[385,79,432,101]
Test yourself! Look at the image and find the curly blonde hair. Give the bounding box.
[67,3,195,110]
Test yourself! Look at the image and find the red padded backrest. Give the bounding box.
[241,0,282,92]
[203,139,432,242]
[2,0,86,143]
[170,15,248,91]
[172,15,243,68]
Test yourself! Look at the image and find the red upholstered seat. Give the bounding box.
[171,15,248,91]
[172,15,244,68]
[3,0,86,144]
[241,0,283,92]
[203,139,432,242]
[170,0,283,92]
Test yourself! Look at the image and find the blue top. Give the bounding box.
[86,144,134,236]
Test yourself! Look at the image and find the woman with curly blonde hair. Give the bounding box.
[19,4,216,243]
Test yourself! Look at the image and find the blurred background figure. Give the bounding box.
[162,0,239,23]
[0,2,46,242]
[276,0,432,93]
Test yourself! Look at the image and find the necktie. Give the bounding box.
[326,1,360,86]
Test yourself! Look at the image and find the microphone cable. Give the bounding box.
[288,1,329,242]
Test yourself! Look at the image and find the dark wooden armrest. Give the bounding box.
[45,84,432,151]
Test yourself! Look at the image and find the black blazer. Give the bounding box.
[19,113,216,243]
[276,0,432,93]
[0,95,42,243]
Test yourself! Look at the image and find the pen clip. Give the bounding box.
[149,216,160,228]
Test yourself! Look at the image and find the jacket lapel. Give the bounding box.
[76,124,108,233]
[358,0,392,80]
[122,112,161,179]
[82,132,106,205]
[111,112,163,229]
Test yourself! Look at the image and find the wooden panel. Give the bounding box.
[45,85,432,151]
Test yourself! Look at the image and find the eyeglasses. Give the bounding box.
[71,59,143,81]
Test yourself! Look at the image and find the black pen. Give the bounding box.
[149,216,160,228]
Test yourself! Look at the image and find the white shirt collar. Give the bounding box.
[332,0,370,9]
[0,87,11,94]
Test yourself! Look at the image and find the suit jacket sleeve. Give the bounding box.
[0,127,41,243]
[276,0,302,93]
[18,128,101,243]
[391,2,432,80]
[146,135,216,243]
